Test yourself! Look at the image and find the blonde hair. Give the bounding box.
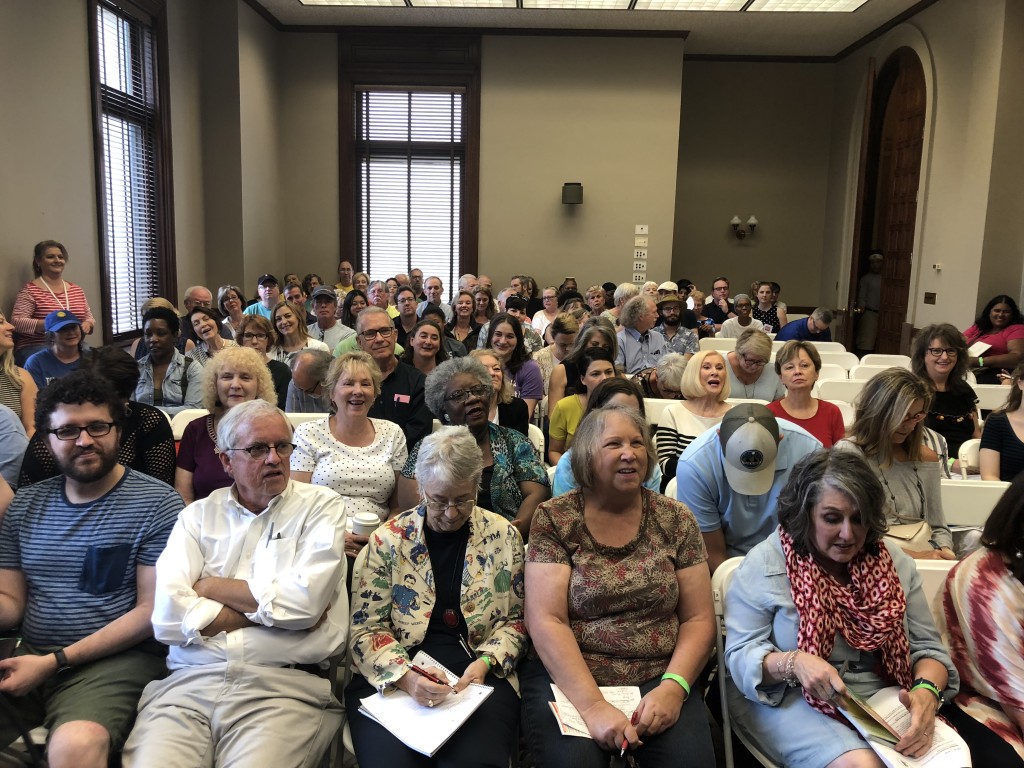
[322,351,382,415]
[271,301,310,347]
[470,348,513,404]
[849,367,933,467]
[679,350,731,401]
[735,327,772,361]
[201,346,276,413]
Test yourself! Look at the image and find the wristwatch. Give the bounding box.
[53,648,73,674]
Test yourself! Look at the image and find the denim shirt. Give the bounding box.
[723,529,958,707]
[135,351,204,416]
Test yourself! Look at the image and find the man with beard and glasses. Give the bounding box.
[0,371,182,768]
[656,292,698,357]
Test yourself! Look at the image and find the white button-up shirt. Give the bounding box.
[152,480,348,671]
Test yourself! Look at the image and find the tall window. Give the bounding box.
[91,0,174,339]
[340,34,480,299]
[356,89,464,299]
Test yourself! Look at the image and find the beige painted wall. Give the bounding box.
[479,36,685,292]
[672,62,834,307]
[0,0,103,340]
[822,0,1013,332]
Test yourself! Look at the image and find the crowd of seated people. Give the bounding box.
[6,243,1024,767]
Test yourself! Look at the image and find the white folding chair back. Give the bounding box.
[860,354,911,368]
[432,419,443,433]
[169,408,208,440]
[713,557,779,768]
[817,379,865,404]
[527,423,545,462]
[699,337,737,352]
[725,398,769,407]
[786,313,808,325]
[940,477,1008,526]
[912,559,957,629]
[849,364,894,381]
[643,398,677,428]
[828,400,856,430]
[811,365,848,397]
[807,340,846,353]
[285,412,328,428]
[664,476,677,499]
[817,351,860,371]
[957,438,981,478]
[546,464,557,486]
[771,340,785,355]
[974,385,1010,412]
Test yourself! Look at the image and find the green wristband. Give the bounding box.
[479,654,494,671]
[978,356,985,368]
[662,672,691,697]
[910,681,941,701]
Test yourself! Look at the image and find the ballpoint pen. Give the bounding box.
[410,664,458,692]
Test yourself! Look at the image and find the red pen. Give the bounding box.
[410,664,458,692]
[621,710,639,756]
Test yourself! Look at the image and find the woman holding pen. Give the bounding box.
[346,426,528,767]
[522,404,716,765]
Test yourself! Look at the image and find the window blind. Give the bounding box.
[96,1,161,336]
[355,89,464,302]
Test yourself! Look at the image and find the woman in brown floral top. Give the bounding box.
[522,404,717,766]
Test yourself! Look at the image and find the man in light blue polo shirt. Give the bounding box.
[615,294,667,374]
[676,403,821,574]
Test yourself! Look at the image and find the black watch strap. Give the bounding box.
[53,648,72,673]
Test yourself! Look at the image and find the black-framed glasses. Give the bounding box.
[423,498,476,514]
[926,347,957,357]
[740,355,768,368]
[242,332,268,341]
[47,422,116,441]
[445,385,490,403]
[224,442,296,460]
[359,327,395,341]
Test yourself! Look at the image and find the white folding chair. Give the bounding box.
[810,365,848,397]
[285,412,328,428]
[713,558,779,768]
[664,476,677,499]
[912,559,958,629]
[807,341,847,353]
[432,419,443,433]
[527,423,545,463]
[940,478,1008,526]
[859,354,911,368]
[817,379,865,404]
[974,384,1010,412]
[785,313,809,325]
[169,408,208,440]
[643,398,677,428]
[849,364,894,381]
[817,351,860,371]
[699,337,737,353]
[725,398,769,407]
[957,438,981,479]
[827,399,856,430]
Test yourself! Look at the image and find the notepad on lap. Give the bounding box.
[358,651,493,757]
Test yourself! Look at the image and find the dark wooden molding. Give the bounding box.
[834,0,941,61]
[683,53,832,64]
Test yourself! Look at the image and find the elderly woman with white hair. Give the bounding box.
[174,346,277,505]
[346,425,528,768]
[397,357,549,538]
[632,351,688,400]
[726,327,785,401]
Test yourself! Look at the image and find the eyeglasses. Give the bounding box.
[445,385,490,403]
[926,347,957,357]
[359,327,395,341]
[740,355,768,368]
[48,422,116,441]
[423,498,476,514]
[242,332,268,341]
[224,442,296,460]
[901,410,927,424]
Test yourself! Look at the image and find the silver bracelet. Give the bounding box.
[783,649,800,687]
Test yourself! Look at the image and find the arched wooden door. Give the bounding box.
[847,48,926,354]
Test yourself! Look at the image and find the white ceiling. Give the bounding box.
[246,0,930,57]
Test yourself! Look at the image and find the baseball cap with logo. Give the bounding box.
[44,309,82,333]
[719,403,781,496]
[257,274,278,287]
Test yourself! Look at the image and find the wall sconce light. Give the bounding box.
[562,182,583,205]
[730,215,758,240]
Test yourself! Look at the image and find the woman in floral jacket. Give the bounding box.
[346,426,528,767]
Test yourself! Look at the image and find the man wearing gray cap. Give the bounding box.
[307,285,354,352]
[675,403,821,574]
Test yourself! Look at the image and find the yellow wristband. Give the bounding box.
[662,672,691,698]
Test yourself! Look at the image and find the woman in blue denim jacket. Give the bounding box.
[133,306,204,416]
[724,449,958,768]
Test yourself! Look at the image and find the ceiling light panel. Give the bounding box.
[299,0,407,6]
[522,0,631,9]
[410,0,517,6]
[634,0,746,8]
[746,0,870,11]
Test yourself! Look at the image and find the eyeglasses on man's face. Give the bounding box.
[48,422,116,441]
[359,327,395,341]
[224,442,296,460]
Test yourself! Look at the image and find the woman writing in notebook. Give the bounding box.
[346,426,527,767]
